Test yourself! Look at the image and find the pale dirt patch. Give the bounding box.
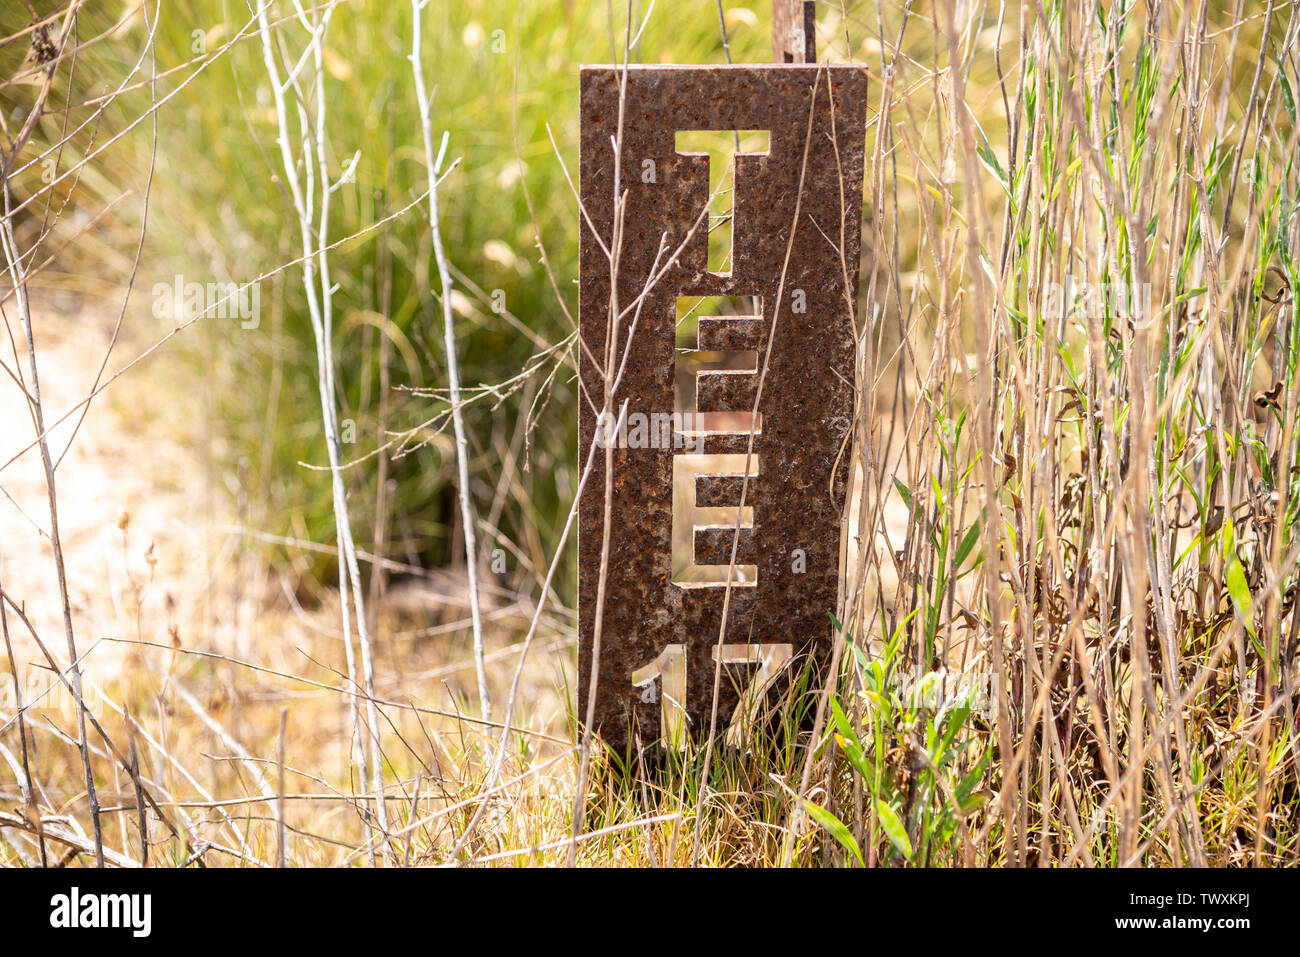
[0,297,560,744]
[0,299,221,689]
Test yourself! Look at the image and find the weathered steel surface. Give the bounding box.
[578,65,868,756]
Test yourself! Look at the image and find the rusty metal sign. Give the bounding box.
[578,63,868,756]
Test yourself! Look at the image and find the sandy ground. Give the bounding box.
[0,298,536,736]
[0,297,226,700]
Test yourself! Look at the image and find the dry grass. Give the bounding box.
[1,0,1298,866]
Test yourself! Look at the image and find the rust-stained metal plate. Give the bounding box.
[578,65,868,756]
